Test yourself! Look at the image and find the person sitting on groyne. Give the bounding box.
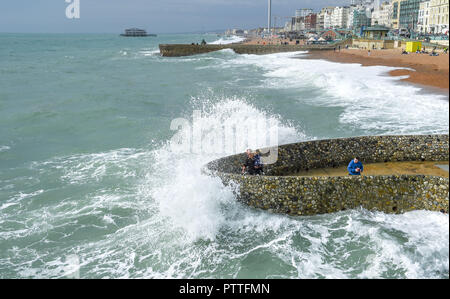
[253,150,264,175]
[348,157,364,176]
[242,149,256,175]
[241,149,264,175]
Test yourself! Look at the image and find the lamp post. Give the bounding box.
[268,0,272,36]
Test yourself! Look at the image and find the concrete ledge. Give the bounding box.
[204,135,449,216]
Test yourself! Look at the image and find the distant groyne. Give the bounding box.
[205,135,449,216]
[159,40,351,57]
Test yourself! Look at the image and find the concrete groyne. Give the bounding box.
[159,40,351,57]
[159,38,447,57]
[205,135,449,216]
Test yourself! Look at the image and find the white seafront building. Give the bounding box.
[347,5,358,29]
[317,6,335,29]
[282,0,449,34]
[429,0,449,34]
[296,8,313,17]
[418,0,432,33]
[351,0,380,9]
[371,1,394,27]
[347,4,370,29]
[331,6,350,28]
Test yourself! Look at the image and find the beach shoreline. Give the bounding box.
[301,49,449,91]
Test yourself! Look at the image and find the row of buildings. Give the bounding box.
[417,0,449,33]
[284,0,448,35]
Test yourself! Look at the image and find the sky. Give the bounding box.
[0,0,350,34]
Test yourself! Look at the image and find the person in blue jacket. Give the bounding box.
[348,157,363,175]
[253,150,264,175]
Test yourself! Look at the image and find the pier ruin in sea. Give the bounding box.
[204,135,449,216]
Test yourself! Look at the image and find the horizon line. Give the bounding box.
[0,29,232,35]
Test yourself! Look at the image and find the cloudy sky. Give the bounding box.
[0,0,350,34]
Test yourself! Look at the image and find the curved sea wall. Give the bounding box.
[205,135,449,216]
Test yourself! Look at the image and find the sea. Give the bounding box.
[0,33,448,279]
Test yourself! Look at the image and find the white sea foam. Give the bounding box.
[11,189,44,202]
[219,51,449,135]
[209,35,246,45]
[349,210,449,278]
[0,146,10,153]
[138,49,160,56]
[30,148,151,185]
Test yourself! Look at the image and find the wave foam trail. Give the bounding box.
[0,146,10,153]
[209,35,246,45]
[223,51,449,135]
[138,49,161,56]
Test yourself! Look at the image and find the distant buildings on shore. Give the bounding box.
[417,0,449,34]
[281,0,448,36]
[222,0,448,47]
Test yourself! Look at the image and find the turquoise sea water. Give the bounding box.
[0,33,449,278]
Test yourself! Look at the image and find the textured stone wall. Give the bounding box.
[159,40,351,57]
[205,135,449,216]
[352,39,395,49]
[159,44,231,57]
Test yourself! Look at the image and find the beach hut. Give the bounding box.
[406,41,422,52]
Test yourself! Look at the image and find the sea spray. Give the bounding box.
[209,35,246,45]
[148,96,305,241]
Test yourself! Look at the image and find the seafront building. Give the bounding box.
[296,8,313,17]
[319,7,335,29]
[347,5,365,28]
[324,11,334,29]
[390,0,448,33]
[418,1,432,33]
[331,6,350,28]
[429,0,449,33]
[305,13,318,30]
[392,0,402,29]
[350,0,377,7]
[371,1,394,27]
[399,0,422,31]
[276,0,448,39]
[292,16,306,31]
[353,9,372,30]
